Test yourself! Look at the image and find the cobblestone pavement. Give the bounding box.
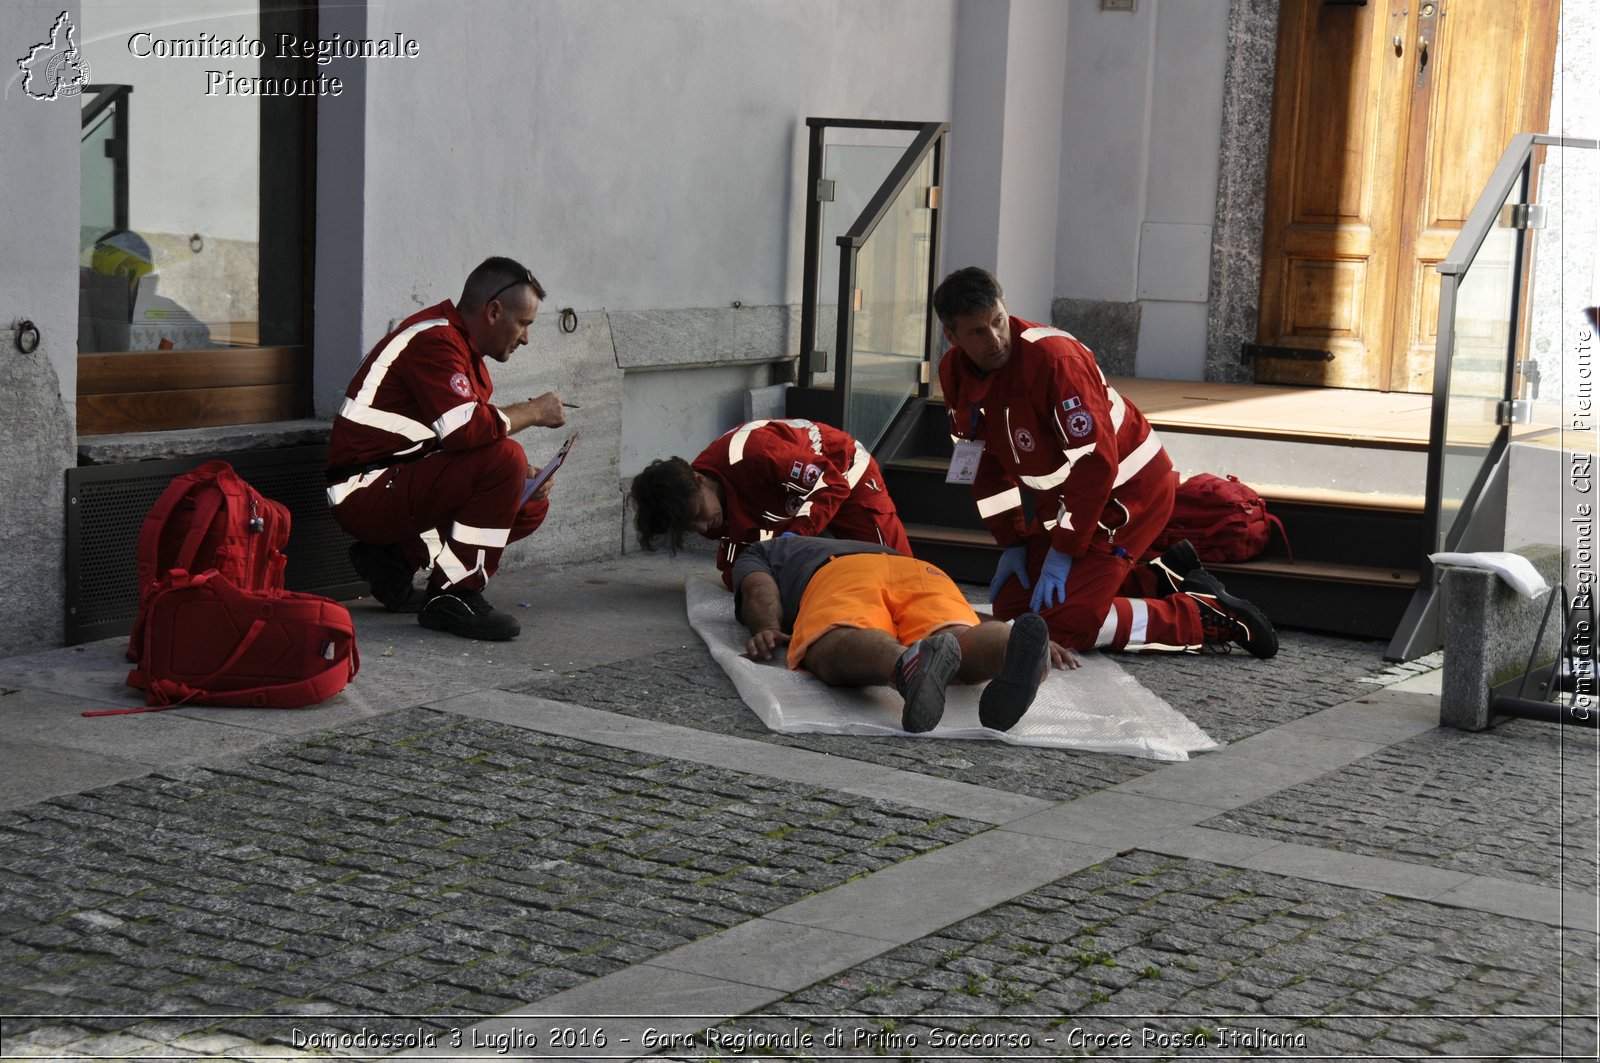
[515,630,1397,803]
[1211,717,1600,891]
[685,852,1598,1061]
[0,707,983,1052]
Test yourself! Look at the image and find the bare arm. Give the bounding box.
[501,392,566,434]
[736,571,790,661]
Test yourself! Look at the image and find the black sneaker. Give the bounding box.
[418,587,521,641]
[1182,570,1277,659]
[891,633,962,734]
[1148,538,1203,597]
[980,612,1050,732]
[349,542,422,613]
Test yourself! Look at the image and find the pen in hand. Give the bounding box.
[561,402,581,409]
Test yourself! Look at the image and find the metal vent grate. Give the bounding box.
[65,444,364,644]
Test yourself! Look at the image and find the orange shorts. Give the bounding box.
[787,553,980,670]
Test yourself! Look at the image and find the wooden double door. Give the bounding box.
[1255,0,1558,393]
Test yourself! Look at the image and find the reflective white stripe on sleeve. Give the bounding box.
[727,419,773,464]
[1019,442,1096,490]
[977,487,1023,518]
[451,522,510,549]
[1107,386,1126,431]
[1043,501,1074,532]
[325,467,389,507]
[1019,325,1079,343]
[1112,430,1164,488]
[844,442,871,489]
[433,401,478,440]
[339,316,450,442]
[337,396,435,443]
[496,407,510,432]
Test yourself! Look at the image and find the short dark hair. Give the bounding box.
[460,256,547,310]
[629,457,699,553]
[932,266,1004,326]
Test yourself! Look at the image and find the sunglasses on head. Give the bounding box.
[487,271,537,306]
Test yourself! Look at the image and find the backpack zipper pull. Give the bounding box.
[248,499,264,533]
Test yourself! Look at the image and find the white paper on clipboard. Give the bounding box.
[521,431,579,505]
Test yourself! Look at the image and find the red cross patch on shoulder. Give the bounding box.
[449,372,473,398]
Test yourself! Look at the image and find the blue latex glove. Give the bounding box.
[988,544,1032,603]
[1030,548,1074,612]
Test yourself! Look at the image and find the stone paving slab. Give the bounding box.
[434,689,1055,825]
[673,851,1598,1061]
[0,706,985,1054]
[1208,716,1600,891]
[513,630,1399,804]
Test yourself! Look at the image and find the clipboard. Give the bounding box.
[521,431,579,505]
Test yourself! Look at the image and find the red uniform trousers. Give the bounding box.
[331,437,548,593]
[990,470,1204,653]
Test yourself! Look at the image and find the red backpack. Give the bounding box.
[97,570,359,714]
[97,462,360,714]
[1146,473,1291,564]
[125,460,289,664]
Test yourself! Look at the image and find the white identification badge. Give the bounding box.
[946,440,985,484]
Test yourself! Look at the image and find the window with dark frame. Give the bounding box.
[76,0,316,435]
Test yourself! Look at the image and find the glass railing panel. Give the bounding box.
[1435,172,1527,551]
[814,142,907,389]
[846,150,936,450]
[80,98,117,255]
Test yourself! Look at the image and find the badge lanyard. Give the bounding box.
[946,404,985,485]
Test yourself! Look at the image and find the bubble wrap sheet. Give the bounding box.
[687,576,1218,761]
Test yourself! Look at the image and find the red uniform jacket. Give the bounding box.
[327,301,510,488]
[693,418,877,577]
[938,317,1172,557]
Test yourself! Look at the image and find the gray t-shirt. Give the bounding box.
[731,536,899,632]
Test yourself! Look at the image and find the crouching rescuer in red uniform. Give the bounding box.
[934,266,1277,659]
[629,418,912,589]
[327,257,566,641]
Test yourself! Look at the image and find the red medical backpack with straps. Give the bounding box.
[1145,473,1291,564]
[95,461,359,715]
[125,460,290,663]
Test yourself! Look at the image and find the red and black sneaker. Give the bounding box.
[1148,538,1203,597]
[1182,570,1278,659]
[892,633,962,734]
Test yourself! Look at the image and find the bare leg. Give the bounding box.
[952,621,1011,682]
[804,626,905,687]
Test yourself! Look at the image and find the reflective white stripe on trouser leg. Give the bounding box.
[450,522,510,548]
[419,528,445,571]
[435,543,486,588]
[1093,599,1148,649]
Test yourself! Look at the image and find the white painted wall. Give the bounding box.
[994,0,1069,322]
[350,0,956,338]
[0,0,84,653]
[941,0,1068,323]
[1055,0,1229,380]
[331,0,959,565]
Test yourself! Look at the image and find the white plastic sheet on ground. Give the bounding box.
[686,575,1218,761]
